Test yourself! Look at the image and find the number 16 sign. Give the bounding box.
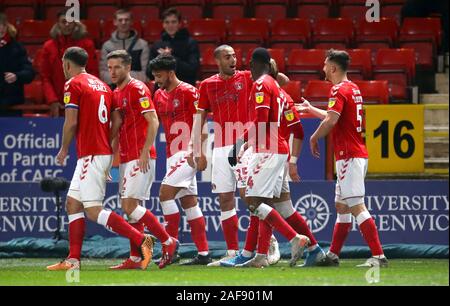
[364,105,424,173]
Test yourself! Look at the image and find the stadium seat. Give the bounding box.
[293,0,330,24]
[347,49,372,80]
[303,80,333,108]
[17,20,53,45]
[24,80,44,104]
[227,18,269,56]
[373,48,416,102]
[188,19,227,50]
[128,5,160,23]
[253,0,288,23]
[2,7,35,24]
[380,1,405,24]
[86,5,120,22]
[32,47,44,76]
[281,81,302,102]
[268,48,286,73]
[356,18,398,50]
[141,19,163,44]
[312,18,354,49]
[211,0,246,22]
[354,80,390,104]
[269,18,310,51]
[286,48,326,82]
[81,19,101,48]
[339,1,369,24]
[42,0,79,19]
[167,4,204,22]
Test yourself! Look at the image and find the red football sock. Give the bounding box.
[104,211,144,247]
[221,210,239,251]
[164,212,181,240]
[188,217,209,253]
[139,210,170,243]
[129,222,144,258]
[359,218,384,256]
[244,215,259,253]
[257,219,272,255]
[285,212,318,246]
[68,214,85,261]
[262,205,297,241]
[329,221,351,256]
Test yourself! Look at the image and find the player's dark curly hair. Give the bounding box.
[63,47,88,67]
[148,54,177,72]
[326,49,350,72]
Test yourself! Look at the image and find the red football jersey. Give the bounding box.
[250,75,289,154]
[279,88,303,142]
[154,82,199,157]
[113,78,157,163]
[63,73,112,158]
[197,70,254,148]
[327,80,369,161]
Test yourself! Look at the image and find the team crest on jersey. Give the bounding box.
[173,99,180,108]
[140,97,150,108]
[255,92,264,104]
[122,98,128,107]
[63,92,71,104]
[328,98,336,108]
[234,82,243,90]
[284,110,294,121]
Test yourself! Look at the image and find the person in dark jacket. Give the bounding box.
[146,7,200,86]
[0,13,35,116]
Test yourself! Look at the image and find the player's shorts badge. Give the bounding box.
[328,98,336,108]
[255,92,264,104]
[284,110,294,121]
[63,92,71,104]
[140,97,150,108]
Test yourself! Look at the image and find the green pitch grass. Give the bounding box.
[0,258,447,286]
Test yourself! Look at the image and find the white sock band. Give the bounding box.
[185,205,203,221]
[220,208,236,221]
[161,200,179,215]
[129,205,146,221]
[68,212,85,223]
[273,200,295,219]
[97,209,112,226]
[336,213,352,223]
[255,203,273,220]
[356,210,372,226]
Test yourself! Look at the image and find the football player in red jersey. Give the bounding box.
[296,49,387,267]
[106,50,178,270]
[228,48,311,267]
[149,54,211,266]
[47,47,153,271]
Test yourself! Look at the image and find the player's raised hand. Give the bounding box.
[138,151,150,173]
[289,162,301,182]
[56,147,68,166]
[295,98,312,113]
[310,136,320,159]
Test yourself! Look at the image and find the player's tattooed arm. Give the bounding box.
[56,109,78,165]
[139,111,159,173]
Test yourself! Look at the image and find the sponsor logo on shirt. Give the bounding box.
[255,92,264,104]
[63,92,71,104]
[328,98,336,108]
[140,97,150,109]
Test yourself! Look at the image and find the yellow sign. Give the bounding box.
[364,105,424,173]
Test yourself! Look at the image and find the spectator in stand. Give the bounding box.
[100,9,149,88]
[41,9,98,117]
[146,7,200,86]
[0,13,35,117]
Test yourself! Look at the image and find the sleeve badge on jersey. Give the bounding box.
[255,92,264,104]
[63,92,71,104]
[284,110,294,121]
[328,98,336,108]
[139,97,150,109]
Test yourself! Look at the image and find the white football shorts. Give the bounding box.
[162,150,197,199]
[335,158,368,207]
[119,159,155,201]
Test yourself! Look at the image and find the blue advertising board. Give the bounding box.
[0,181,447,245]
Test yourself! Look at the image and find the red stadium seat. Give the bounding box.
[354,80,390,104]
[270,18,310,51]
[253,0,288,23]
[32,47,44,76]
[211,1,246,22]
[294,0,330,24]
[81,19,101,48]
[128,5,160,22]
[286,49,326,83]
[141,20,163,44]
[188,19,227,47]
[312,18,354,49]
[24,80,44,104]
[281,81,302,102]
[373,48,416,102]
[228,18,269,56]
[381,3,403,24]
[168,5,204,22]
[86,5,119,22]
[2,7,35,24]
[303,80,333,108]
[356,18,398,49]
[339,1,369,24]
[268,48,286,73]
[347,49,372,80]
[17,20,53,45]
